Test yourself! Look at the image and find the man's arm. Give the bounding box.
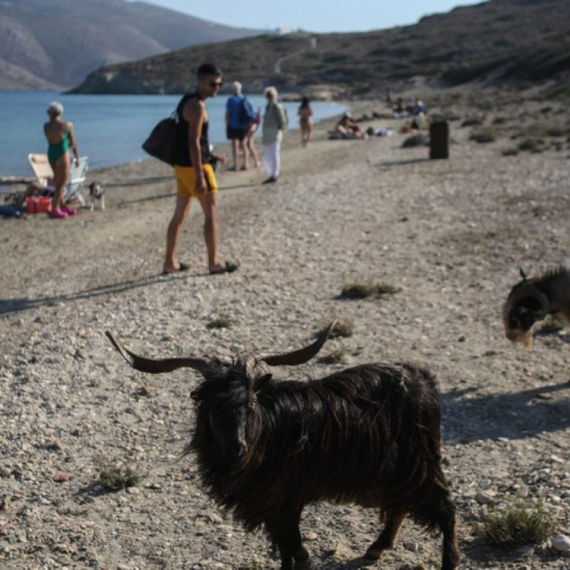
[183,99,207,193]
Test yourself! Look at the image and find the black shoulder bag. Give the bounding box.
[142,96,188,165]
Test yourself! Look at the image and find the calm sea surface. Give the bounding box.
[0,92,346,177]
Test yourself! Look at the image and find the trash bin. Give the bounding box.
[429,120,449,159]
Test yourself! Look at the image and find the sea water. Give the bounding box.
[0,92,346,176]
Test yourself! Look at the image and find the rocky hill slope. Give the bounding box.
[0,0,264,90]
[71,0,570,98]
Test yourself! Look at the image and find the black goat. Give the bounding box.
[106,324,459,570]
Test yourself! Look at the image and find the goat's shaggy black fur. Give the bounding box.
[188,362,459,570]
[106,328,459,570]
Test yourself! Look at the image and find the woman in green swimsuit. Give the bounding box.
[44,101,80,219]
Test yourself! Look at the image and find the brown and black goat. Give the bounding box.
[106,324,459,570]
[503,267,570,348]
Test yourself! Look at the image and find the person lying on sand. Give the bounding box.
[330,114,367,139]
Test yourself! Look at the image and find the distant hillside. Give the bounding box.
[0,0,265,90]
[72,0,570,98]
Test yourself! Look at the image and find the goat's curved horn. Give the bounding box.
[519,266,528,280]
[106,331,211,375]
[259,321,337,367]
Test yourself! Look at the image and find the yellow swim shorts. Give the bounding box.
[174,163,218,197]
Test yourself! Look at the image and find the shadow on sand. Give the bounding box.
[442,381,570,443]
[0,273,181,316]
[376,157,431,168]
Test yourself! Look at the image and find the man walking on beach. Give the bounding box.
[164,63,238,275]
[225,81,253,171]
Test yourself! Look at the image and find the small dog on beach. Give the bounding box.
[88,181,106,212]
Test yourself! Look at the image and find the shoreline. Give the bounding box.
[0,94,350,179]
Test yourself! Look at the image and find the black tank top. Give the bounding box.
[174,92,211,167]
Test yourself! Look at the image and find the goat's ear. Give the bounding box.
[255,374,273,389]
[519,266,528,280]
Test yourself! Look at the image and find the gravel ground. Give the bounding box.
[1,90,570,569]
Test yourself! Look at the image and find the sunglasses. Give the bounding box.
[209,81,223,88]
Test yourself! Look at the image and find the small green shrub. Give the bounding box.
[95,458,141,491]
[207,315,234,329]
[321,320,354,338]
[318,349,349,364]
[478,501,556,547]
[340,282,401,299]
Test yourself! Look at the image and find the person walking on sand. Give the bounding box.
[44,101,80,219]
[244,107,261,168]
[262,86,287,184]
[164,63,238,276]
[298,96,313,148]
[225,81,252,171]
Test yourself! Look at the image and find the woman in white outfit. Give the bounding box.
[261,86,287,184]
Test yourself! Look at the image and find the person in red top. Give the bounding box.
[163,63,238,276]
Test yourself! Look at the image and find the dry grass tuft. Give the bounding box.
[95,458,141,491]
[340,282,401,299]
[320,320,354,338]
[207,315,234,329]
[318,349,349,365]
[478,501,556,547]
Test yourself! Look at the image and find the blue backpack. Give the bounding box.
[239,97,255,124]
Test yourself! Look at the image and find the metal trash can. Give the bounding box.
[429,120,449,159]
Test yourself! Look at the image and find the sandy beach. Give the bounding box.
[1,90,570,569]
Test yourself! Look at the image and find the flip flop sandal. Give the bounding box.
[209,261,239,275]
[162,262,190,275]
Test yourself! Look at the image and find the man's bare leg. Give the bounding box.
[197,192,225,272]
[231,138,239,169]
[240,139,248,170]
[164,195,192,272]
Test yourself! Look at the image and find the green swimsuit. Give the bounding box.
[47,124,69,165]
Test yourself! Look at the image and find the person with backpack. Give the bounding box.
[163,63,238,276]
[225,81,254,171]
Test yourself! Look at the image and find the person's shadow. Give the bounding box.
[442,381,570,443]
[0,272,186,316]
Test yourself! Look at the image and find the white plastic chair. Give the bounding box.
[65,156,88,206]
[28,153,88,206]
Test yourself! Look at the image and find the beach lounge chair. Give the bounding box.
[28,153,53,186]
[28,153,88,206]
[65,156,88,206]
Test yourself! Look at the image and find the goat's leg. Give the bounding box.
[364,511,406,560]
[416,476,460,570]
[440,510,460,570]
[268,511,310,570]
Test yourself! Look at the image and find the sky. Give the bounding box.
[135,0,486,33]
